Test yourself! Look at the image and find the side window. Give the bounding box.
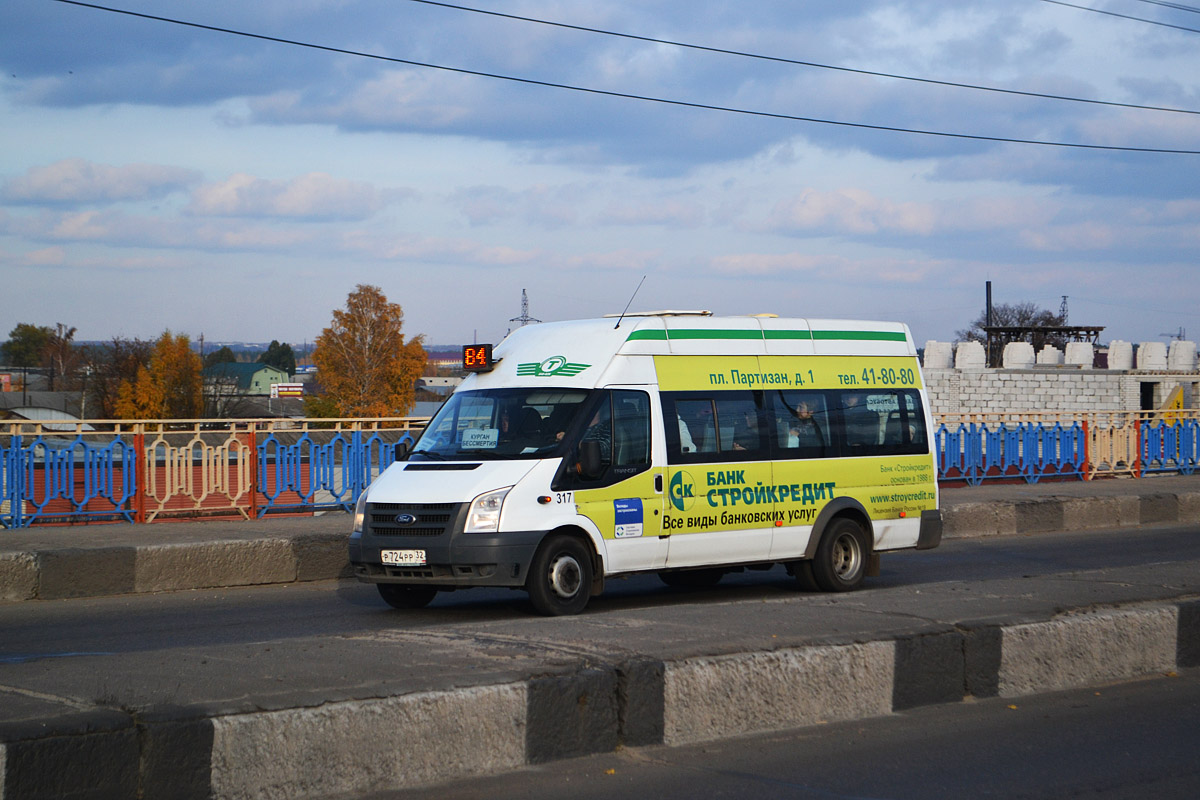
[770,390,830,458]
[664,391,766,463]
[612,391,651,468]
[837,390,928,456]
[880,391,928,454]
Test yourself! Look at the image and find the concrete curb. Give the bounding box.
[1,486,1198,604]
[3,599,1197,799]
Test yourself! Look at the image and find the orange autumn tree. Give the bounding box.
[114,331,204,419]
[312,285,426,417]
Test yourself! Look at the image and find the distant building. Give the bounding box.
[202,363,290,396]
[415,376,462,396]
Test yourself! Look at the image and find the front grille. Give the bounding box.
[366,502,462,538]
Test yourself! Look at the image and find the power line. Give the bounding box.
[406,0,1200,117]
[1127,0,1200,16]
[51,1,1200,155]
[1040,0,1200,33]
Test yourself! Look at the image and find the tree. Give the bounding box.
[81,338,153,419]
[114,331,204,419]
[258,340,296,376]
[2,323,53,367]
[44,323,80,391]
[203,346,238,368]
[312,285,426,416]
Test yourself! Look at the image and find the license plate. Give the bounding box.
[381,549,427,566]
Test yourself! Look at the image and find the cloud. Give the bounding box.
[187,172,396,220]
[450,184,586,229]
[2,158,199,205]
[766,188,937,236]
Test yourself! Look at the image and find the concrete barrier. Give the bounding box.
[2,599,1195,798]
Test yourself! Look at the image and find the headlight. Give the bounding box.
[353,487,369,534]
[465,487,512,533]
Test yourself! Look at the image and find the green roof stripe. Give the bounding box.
[625,329,668,341]
[669,329,763,340]
[812,330,907,342]
[627,327,906,343]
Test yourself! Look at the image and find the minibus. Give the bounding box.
[349,312,941,615]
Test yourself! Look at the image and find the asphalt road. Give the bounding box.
[383,669,1200,800]
[1,523,1197,662]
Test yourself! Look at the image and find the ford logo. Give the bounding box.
[394,513,418,526]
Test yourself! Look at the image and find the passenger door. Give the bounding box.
[559,390,668,572]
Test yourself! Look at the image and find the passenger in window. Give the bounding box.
[732,408,760,451]
[787,400,824,449]
[686,404,716,452]
[579,408,612,463]
[842,393,879,448]
[677,415,696,453]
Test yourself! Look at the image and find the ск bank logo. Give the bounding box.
[669,470,696,512]
[516,356,590,377]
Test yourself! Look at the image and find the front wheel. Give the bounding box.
[377,584,438,609]
[527,534,593,616]
[810,517,869,592]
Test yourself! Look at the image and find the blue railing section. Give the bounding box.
[3,418,1198,528]
[935,421,1090,485]
[256,429,415,515]
[1,432,139,528]
[1141,420,1198,476]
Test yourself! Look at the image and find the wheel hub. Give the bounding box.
[549,555,582,598]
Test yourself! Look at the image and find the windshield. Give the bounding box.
[411,388,592,461]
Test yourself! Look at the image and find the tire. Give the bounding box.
[791,559,821,592]
[377,583,438,609]
[659,568,725,589]
[810,517,869,592]
[527,535,593,616]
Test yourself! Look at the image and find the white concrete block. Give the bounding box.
[923,341,954,369]
[1065,342,1094,367]
[1037,346,1064,365]
[1108,341,1133,370]
[1168,340,1197,371]
[955,341,987,369]
[1138,342,1168,370]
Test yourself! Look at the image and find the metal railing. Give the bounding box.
[935,410,1199,485]
[1,418,425,528]
[2,410,1197,528]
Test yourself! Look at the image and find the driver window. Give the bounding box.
[554,390,651,489]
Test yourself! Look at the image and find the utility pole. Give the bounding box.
[509,289,541,328]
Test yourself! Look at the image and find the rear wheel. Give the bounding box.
[376,584,438,609]
[527,534,593,616]
[791,559,821,592]
[810,517,869,592]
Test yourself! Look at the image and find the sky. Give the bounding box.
[1,0,1198,351]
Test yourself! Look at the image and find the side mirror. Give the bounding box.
[578,440,604,480]
[394,439,412,462]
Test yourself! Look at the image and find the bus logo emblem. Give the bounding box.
[516,356,591,377]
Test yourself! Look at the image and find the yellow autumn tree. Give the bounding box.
[114,331,203,419]
[312,285,426,417]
